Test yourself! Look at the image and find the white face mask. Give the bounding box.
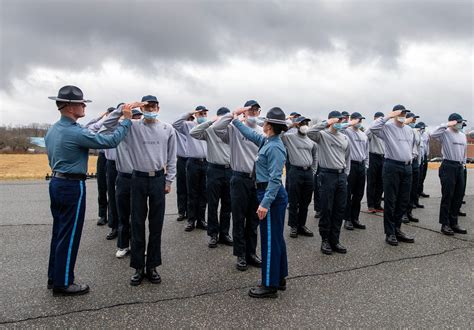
[397,117,406,123]
[299,125,309,135]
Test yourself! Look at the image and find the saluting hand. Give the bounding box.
[233,106,251,117]
[404,117,414,124]
[122,104,133,119]
[388,110,403,118]
[447,120,459,127]
[327,118,340,126]
[256,205,268,220]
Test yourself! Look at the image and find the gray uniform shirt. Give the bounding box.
[307,121,351,175]
[173,113,207,159]
[413,128,422,164]
[421,131,430,158]
[213,113,262,173]
[430,124,467,163]
[370,116,415,162]
[366,127,385,155]
[175,130,188,158]
[190,120,231,166]
[343,127,369,166]
[281,132,317,170]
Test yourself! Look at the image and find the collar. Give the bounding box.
[60,116,76,125]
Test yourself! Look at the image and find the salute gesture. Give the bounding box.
[447,120,459,127]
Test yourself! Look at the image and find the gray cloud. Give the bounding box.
[1,0,472,88]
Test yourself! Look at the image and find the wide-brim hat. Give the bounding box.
[48,85,91,103]
[265,107,287,125]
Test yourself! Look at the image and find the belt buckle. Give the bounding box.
[339,169,343,174]
[148,171,155,177]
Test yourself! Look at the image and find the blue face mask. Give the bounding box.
[408,123,416,128]
[333,123,343,131]
[341,123,350,129]
[196,117,207,124]
[143,111,158,120]
[455,123,463,130]
[354,123,362,129]
[246,116,257,127]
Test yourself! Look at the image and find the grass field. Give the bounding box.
[0,154,98,180]
[0,154,472,180]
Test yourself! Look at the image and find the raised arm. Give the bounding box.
[75,119,131,149]
[311,143,318,172]
[430,123,450,140]
[165,128,178,188]
[172,112,193,135]
[189,120,212,141]
[232,118,265,147]
[307,121,328,143]
[212,113,233,144]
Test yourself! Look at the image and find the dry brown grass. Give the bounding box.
[0,154,98,180]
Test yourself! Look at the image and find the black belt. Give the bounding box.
[351,160,364,165]
[132,169,164,178]
[319,167,345,174]
[52,172,86,181]
[208,163,231,170]
[118,172,132,178]
[385,158,412,166]
[369,152,384,158]
[189,157,207,163]
[443,159,464,166]
[256,182,268,190]
[290,165,312,171]
[233,171,253,178]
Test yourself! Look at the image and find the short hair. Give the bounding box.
[56,101,68,110]
[269,122,288,135]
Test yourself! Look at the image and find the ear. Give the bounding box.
[156,105,160,113]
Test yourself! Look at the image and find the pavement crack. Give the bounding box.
[1,245,471,325]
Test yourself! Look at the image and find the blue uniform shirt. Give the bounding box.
[45,115,131,174]
[233,119,286,209]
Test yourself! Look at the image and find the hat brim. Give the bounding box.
[48,96,92,103]
[266,118,288,125]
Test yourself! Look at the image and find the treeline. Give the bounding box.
[0,123,50,153]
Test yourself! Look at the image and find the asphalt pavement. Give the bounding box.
[0,169,472,328]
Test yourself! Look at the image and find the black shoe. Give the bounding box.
[352,220,366,230]
[184,221,195,232]
[53,283,90,296]
[176,214,186,221]
[461,200,466,204]
[298,226,314,237]
[407,213,419,223]
[451,225,467,234]
[106,228,118,240]
[218,233,233,246]
[344,220,354,230]
[401,214,410,224]
[395,229,415,243]
[97,217,107,226]
[385,235,399,246]
[314,211,321,218]
[248,286,278,298]
[146,267,162,284]
[411,203,417,209]
[331,243,347,254]
[278,278,286,291]
[247,254,262,268]
[458,211,466,217]
[414,203,424,209]
[441,225,454,236]
[208,235,218,248]
[321,240,333,255]
[289,227,298,238]
[420,192,430,198]
[236,257,248,271]
[196,220,208,230]
[47,279,53,290]
[130,268,145,286]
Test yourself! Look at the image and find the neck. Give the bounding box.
[144,118,157,124]
[394,119,404,128]
[329,126,338,134]
[61,112,77,122]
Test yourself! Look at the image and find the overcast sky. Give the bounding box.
[0,0,472,128]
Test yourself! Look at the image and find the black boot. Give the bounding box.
[236,257,248,271]
[298,226,314,236]
[289,227,298,238]
[106,228,118,240]
[146,267,162,284]
[130,268,145,286]
[321,240,333,255]
[53,283,90,296]
[218,233,233,246]
[208,235,218,248]
[248,286,278,298]
[407,212,419,223]
[247,254,262,268]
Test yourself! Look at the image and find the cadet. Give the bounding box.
[430,114,468,236]
[175,114,192,222]
[45,85,132,296]
[213,100,262,271]
[342,112,369,231]
[173,106,209,232]
[190,107,233,248]
[417,122,430,198]
[307,111,350,255]
[341,111,350,123]
[370,105,416,246]
[365,112,385,213]
[232,106,289,299]
[402,112,422,224]
[104,137,119,240]
[282,116,317,238]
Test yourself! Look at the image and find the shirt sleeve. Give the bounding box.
[430,124,448,140]
[311,143,318,172]
[260,145,286,209]
[212,113,233,144]
[189,120,212,141]
[99,106,124,132]
[307,121,328,143]
[232,119,265,147]
[74,119,132,149]
[345,137,351,176]
[369,116,390,139]
[165,127,177,185]
[172,112,193,135]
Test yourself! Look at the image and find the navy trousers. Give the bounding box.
[106,160,118,229]
[313,169,321,213]
[176,156,188,217]
[417,156,428,196]
[116,173,132,249]
[257,185,288,288]
[345,161,366,223]
[366,153,384,209]
[318,169,347,244]
[48,177,86,288]
[287,167,314,228]
[383,160,412,236]
[230,172,259,258]
[439,161,465,226]
[186,158,207,223]
[96,152,108,220]
[130,173,166,270]
[407,159,420,213]
[206,164,231,237]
